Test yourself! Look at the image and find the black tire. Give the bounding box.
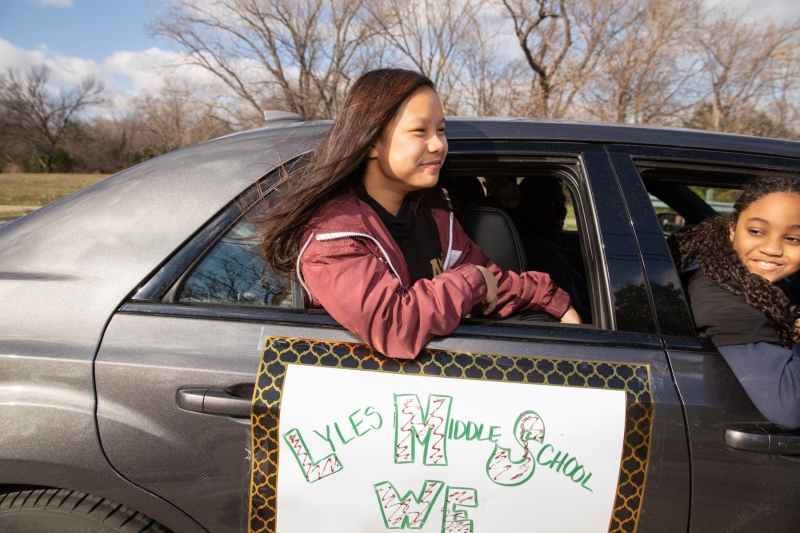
[0,485,172,533]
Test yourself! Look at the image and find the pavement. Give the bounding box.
[0,206,40,228]
[0,205,40,213]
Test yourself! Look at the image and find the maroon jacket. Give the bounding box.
[297,190,571,360]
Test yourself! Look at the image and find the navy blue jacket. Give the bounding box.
[687,269,800,429]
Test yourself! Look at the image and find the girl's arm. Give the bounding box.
[301,237,487,360]
[718,343,800,429]
[452,222,572,320]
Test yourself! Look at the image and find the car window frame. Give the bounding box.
[438,154,606,329]
[127,142,664,349]
[607,143,800,350]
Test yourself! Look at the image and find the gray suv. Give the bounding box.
[2,118,800,533]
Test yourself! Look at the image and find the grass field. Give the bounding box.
[0,173,111,217]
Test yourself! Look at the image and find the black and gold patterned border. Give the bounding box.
[249,336,652,533]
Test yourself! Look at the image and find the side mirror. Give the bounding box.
[658,212,685,235]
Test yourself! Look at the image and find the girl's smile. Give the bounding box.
[729,191,800,282]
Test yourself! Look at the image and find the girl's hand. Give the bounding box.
[476,266,498,315]
[560,306,582,324]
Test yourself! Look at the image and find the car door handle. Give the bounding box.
[725,424,800,454]
[177,388,251,418]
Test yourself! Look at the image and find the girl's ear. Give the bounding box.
[729,221,736,243]
[367,141,380,160]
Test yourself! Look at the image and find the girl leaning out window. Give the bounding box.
[672,174,800,429]
[256,69,581,361]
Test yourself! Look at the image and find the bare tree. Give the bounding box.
[581,0,702,124]
[0,65,108,172]
[500,0,626,118]
[691,11,800,134]
[365,0,479,113]
[149,0,377,124]
[134,77,233,153]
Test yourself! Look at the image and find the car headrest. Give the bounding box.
[461,203,527,274]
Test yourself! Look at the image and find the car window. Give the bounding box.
[649,185,742,235]
[178,166,596,326]
[178,217,293,307]
[442,170,594,325]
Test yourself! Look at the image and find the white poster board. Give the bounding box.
[275,364,627,532]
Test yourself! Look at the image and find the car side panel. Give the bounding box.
[611,145,800,531]
[0,354,206,533]
[95,314,271,533]
[94,141,689,532]
[97,310,689,533]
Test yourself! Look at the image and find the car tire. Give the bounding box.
[0,485,171,533]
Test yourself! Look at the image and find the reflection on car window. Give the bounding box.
[687,186,741,213]
[650,186,742,235]
[178,217,292,307]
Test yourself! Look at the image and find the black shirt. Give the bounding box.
[687,269,781,347]
[355,185,443,283]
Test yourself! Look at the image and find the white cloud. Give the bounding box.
[28,0,74,7]
[0,38,219,113]
[704,0,800,22]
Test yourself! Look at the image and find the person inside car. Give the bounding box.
[483,176,591,322]
[671,173,800,429]
[256,68,581,360]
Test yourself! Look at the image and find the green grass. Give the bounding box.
[0,173,111,206]
[0,210,34,218]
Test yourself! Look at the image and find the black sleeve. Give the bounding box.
[719,343,800,429]
[687,270,781,347]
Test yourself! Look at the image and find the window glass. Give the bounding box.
[179,169,594,324]
[649,184,742,235]
[178,217,293,307]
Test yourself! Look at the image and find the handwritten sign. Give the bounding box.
[275,364,627,532]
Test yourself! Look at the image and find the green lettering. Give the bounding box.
[374,480,445,529]
[488,425,502,443]
[581,472,594,492]
[312,425,335,452]
[569,465,586,483]
[283,428,343,483]
[454,420,467,440]
[563,457,581,477]
[364,406,383,430]
[349,409,366,437]
[441,486,479,532]
[549,451,570,472]
[466,422,480,441]
[537,443,555,466]
[334,421,354,445]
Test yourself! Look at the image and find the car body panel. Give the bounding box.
[93,139,690,532]
[611,144,800,531]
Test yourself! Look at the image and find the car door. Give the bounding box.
[609,144,800,532]
[94,140,689,533]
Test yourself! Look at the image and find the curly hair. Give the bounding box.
[670,172,800,348]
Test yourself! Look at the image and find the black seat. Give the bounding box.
[461,202,527,274]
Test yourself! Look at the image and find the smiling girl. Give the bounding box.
[672,174,800,428]
[257,69,580,360]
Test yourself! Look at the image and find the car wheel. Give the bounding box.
[0,485,171,533]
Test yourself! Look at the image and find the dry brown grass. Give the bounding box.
[0,173,111,206]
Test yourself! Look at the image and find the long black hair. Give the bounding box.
[670,173,800,347]
[255,69,448,275]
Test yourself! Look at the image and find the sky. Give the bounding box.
[1,0,799,110]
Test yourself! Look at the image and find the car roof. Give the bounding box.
[441,117,800,159]
[0,118,797,362]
